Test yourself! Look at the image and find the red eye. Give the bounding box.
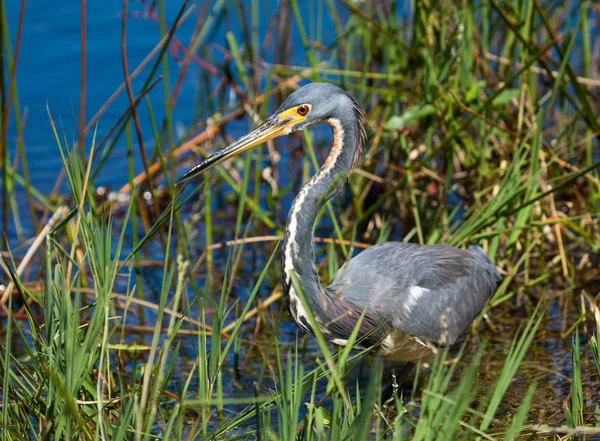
[297,105,309,116]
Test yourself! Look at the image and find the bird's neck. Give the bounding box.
[281,117,361,318]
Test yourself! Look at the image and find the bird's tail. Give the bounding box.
[467,245,502,284]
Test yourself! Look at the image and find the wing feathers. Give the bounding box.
[325,242,500,347]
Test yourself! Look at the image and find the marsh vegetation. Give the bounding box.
[1,1,600,439]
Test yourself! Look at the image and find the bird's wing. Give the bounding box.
[326,242,500,346]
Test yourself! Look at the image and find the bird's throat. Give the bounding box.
[281,117,357,328]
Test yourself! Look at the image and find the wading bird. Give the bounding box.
[176,83,501,361]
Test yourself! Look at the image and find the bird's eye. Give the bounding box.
[297,105,309,116]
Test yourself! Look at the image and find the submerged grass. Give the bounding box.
[1,0,600,439]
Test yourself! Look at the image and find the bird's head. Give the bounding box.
[175,82,364,186]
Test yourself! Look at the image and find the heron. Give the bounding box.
[176,82,501,362]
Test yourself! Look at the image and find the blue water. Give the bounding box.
[4,0,346,239]
[7,1,183,188]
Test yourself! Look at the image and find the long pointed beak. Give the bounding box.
[175,114,300,186]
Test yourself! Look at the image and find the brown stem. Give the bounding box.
[170,0,209,108]
[121,0,163,240]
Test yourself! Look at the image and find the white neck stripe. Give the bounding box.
[283,118,346,289]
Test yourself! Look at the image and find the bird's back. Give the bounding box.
[325,242,500,348]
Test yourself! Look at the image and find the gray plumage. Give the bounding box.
[326,243,500,346]
[275,84,500,359]
[176,82,502,361]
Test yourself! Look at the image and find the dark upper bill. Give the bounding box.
[175,110,305,186]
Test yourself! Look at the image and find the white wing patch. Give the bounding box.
[403,286,430,314]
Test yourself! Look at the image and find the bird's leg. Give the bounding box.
[393,362,417,387]
[380,361,416,404]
